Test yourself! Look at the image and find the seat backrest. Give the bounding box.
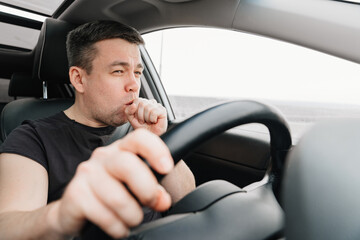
[33,18,75,85]
[0,98,74,140]
[0,18,76,142]
[8,72,42,98]
[283,120,360,239]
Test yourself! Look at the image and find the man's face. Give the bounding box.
[82,38,142,126]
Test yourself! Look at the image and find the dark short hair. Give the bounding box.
[66,20,145,74]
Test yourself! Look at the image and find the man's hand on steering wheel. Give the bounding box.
[49,129,174,239]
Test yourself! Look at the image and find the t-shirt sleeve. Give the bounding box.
[0,123,48,171]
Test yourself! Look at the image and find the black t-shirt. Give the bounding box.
[0,111,161,226]
[0,112,117,202]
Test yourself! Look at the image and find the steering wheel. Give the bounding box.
[82,100,292,240]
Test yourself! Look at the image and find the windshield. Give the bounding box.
[144,27,360,143]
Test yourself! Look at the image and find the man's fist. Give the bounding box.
[125,98,168,136]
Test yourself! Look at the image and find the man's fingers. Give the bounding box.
[152,185,172,212]
[89,130,173,210]
[148,106,166,123]
[135,100,144,124]
[124,102,137,117]
[116,129,174,174]
[127,98,166,125]
[144,105,157,123]
[82,190,128,238]
[85,162,144,226]
[124,98,168,136]
[63,170,130,239]
[100,151,171,210]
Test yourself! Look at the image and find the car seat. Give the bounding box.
[0,18,75,142]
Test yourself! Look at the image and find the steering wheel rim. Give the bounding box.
[161,100,292,199]
[82,100,292,240]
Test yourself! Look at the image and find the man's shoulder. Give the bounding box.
[0,112,68,171]
[22,111,69,130]
[1,111,71,144]
[0,111,72,161]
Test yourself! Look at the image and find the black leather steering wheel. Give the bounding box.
[161,100,292,197]
[82,100,292,240]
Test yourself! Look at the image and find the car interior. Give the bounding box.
[0,0,359,239]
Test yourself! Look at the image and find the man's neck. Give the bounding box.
[63,105,108,128]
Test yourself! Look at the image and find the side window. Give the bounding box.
[143,28,360,141]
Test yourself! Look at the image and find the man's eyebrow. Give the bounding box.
[110,61,144,69]
[137,63,144,70]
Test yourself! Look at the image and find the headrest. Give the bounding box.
[8,72,42,97]
[283,120,360,239]
[33,18,76,84]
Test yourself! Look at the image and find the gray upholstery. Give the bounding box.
[0,98,74,140]
[283,119,360,239]
[8,72,42,98]
[0,19,75,142]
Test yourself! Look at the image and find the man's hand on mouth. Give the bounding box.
[125,98,168,136]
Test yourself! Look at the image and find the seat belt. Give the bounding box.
[105,122,132,146]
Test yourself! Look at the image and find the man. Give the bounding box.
[0,20,195,239]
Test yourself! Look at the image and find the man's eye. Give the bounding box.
[135,71,142,76]
[113,70,124,74]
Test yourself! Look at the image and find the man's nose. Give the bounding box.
[125,72,140,92]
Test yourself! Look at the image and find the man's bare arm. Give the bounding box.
[0,153,64,239]
[0,203,70,240]
[161,160,195,204]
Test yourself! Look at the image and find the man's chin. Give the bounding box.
[109,118,129,127]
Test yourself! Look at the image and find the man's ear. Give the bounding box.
[69,66,85,93]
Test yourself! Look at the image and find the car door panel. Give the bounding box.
[169,121,271,187]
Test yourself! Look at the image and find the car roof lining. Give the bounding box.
[58,0,360,65]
